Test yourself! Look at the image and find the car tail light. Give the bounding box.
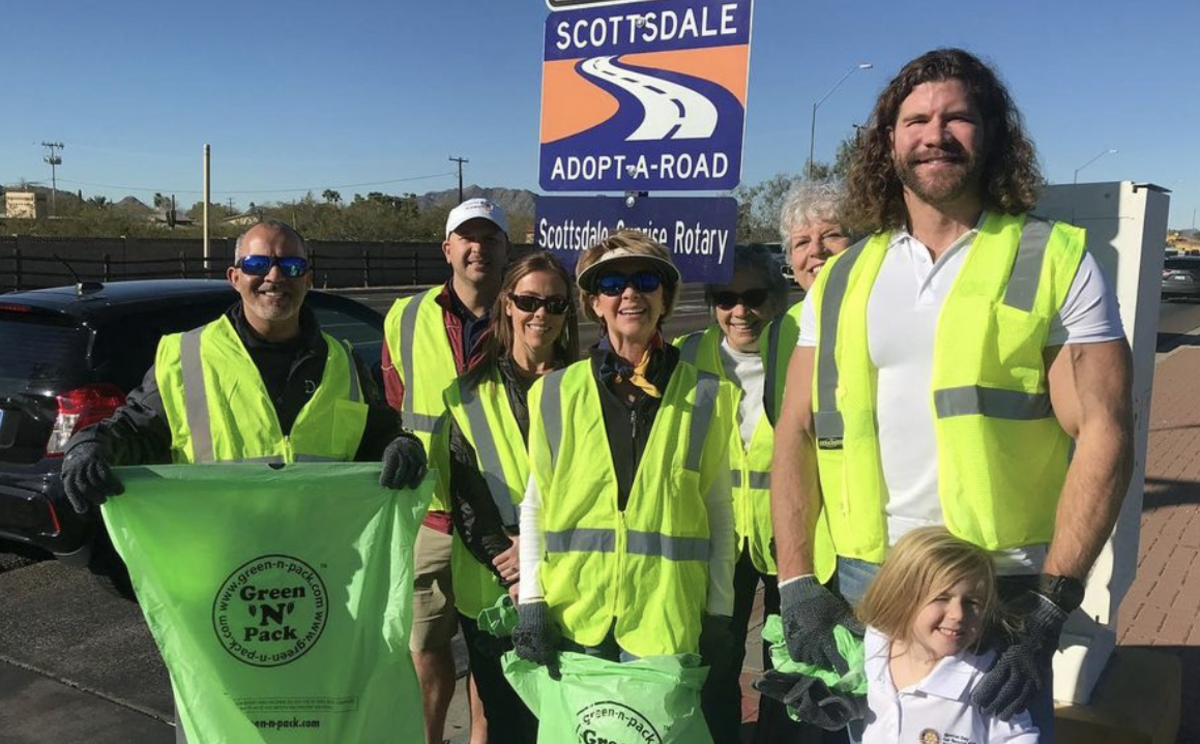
[45,384,126,456]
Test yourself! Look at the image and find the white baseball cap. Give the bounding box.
[445,198,508,238]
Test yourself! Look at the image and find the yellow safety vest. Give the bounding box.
[528,358,734,657]
[674,319,835,582]
[155,315,367,463]
[440,369,529,619]
[385,287,460,512]
[808,212,1086,561]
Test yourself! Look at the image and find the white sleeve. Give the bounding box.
[986,707,1039,744]
[704,467,736,617]
[798,296,818,347]
[518,475,545,605]
[1047,251,1125,346]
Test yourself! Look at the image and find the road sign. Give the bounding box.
[535,195,737,283]
[546,0,660,10]
[539,0,753,192]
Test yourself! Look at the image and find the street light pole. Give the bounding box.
[807,63,872,180]
[1073,148,1118,185]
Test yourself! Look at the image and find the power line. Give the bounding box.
[48,171,459,198]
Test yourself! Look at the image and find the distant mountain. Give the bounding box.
[116,196,153,214]
[415,185,537,217]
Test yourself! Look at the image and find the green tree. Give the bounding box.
[322,189,342,204]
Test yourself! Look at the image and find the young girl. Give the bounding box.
[857,527,1040,743]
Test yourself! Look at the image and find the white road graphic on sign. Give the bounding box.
[579,55,717,141]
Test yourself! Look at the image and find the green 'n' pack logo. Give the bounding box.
[574,702,662,744]
[212,554,328,667]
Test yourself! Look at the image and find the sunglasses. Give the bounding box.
[595,271,663,297]
[508,293,570,315]
[713,288,770,311]
[234,255,310,278]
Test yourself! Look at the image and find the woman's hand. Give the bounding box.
[493,535,520,584]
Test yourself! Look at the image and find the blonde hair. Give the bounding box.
[857,527,1000,650]
[575,230,679,326]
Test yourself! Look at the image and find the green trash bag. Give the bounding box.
[102,463,433,744]
[760,614,868,696]
[503,651,713,744]
[478,594,519,638]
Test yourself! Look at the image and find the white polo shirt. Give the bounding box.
[862,628,1039,744]
[798,215,1125,573]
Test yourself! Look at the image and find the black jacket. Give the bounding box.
[447,356,534,584]
[71,303,405,465]
[592,343,680,512]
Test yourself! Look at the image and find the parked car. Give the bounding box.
[1161,256,1200,302]
[0,279,387,597]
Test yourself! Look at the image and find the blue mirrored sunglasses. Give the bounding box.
[595,271,662,297]
[234,255,310,278]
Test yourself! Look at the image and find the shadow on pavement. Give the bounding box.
[1142,477,1200,510]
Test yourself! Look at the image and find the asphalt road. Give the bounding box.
[2,287,1198,743]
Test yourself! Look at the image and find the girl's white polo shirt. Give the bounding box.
[862,627,1040,744]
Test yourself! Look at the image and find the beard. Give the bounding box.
[894,146,984,207]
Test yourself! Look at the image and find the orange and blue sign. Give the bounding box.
[539,0,753,192]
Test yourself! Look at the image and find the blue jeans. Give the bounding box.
[560,633,640,663]
[835,556,1056,743]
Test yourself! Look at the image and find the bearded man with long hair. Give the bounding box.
[768,48,1134,744]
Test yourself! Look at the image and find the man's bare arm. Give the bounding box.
[1043,339,1135,579]
[771,345,822,580]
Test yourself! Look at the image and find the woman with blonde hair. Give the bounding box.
[512,230,737,736]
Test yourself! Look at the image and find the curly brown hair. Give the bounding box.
[843,48,1042,234]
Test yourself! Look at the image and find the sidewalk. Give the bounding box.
[1118,341,1200,744]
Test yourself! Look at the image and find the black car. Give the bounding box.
[0,280,386,594]
[1162,256,1200,301]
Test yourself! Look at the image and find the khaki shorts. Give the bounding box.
[409,524,458,652]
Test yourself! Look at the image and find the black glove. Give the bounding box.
[379,434,427,490]
[512,601,560,671]
[780,576,863,674]
[972,589,1068,721]
[698,613,735,670]
[60,441,124,514]
[753,670,868,730]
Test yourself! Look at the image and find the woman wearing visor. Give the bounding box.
[512,231,737,727]
[434,252,579,744]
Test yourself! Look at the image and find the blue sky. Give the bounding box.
[2,0,1197,227]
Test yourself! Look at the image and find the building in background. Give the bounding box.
[5,191,48,219]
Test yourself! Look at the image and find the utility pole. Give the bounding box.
[228,197,235,215]
[41,142,64,216]
[449,156,468,203]
[203,144,211,271]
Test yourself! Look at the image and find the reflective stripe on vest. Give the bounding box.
[397,291,439,435]
[459,381,520,526]
[763,315,786,424]
[813,238,869,446]
[730,470,772,489]
[678,332,704,365]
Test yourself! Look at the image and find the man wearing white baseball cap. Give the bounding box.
[383,197,509,743]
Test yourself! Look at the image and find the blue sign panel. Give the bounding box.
[535,195,737,283]
[539,0,753,192]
